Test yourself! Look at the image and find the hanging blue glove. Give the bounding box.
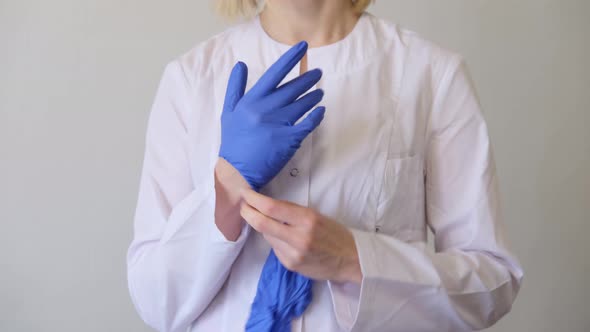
[245,250,312,332]
[219,41,325,191]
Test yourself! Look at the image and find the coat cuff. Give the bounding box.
[327,228,375,331]
[330,228,434,331]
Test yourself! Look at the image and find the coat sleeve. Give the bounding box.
[328,56,524,332]
[126,60,250,332]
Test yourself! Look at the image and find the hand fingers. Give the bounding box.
[292,106,326,139]
[249,41,308,97]
[241,189,308,228]
[240,201,290,240]
[264,234,300,268]
[222,62,248,113]
[279,89,324,125]
[261,68,322,110]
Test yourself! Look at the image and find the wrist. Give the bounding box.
[216,157,259,191]
[216,157,241,181]
[336,231,363,284]
[214,158,251,241]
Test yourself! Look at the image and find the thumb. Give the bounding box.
[223,61,248,113]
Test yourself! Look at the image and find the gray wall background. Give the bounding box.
[1,0,588,331]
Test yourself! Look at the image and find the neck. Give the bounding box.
[260,0,361,48]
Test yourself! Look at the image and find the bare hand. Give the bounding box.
[239,189,362,284]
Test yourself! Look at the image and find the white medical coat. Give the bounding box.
[127,12,524,332]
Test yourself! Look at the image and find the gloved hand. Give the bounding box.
[219,41,325,191]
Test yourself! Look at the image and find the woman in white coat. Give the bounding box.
[127,0,524,331]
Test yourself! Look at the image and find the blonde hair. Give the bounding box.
[216,0,373,19]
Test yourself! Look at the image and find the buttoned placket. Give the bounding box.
[277,59,313,209]
[282,60,315,332]
[261,53,321,332]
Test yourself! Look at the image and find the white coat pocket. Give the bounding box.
[375,153,426,240]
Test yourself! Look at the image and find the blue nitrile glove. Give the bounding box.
[219,41,326,191]
[245,250,313,332]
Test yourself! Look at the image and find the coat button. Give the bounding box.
[375,226,381,233]
[290,168,299,177]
